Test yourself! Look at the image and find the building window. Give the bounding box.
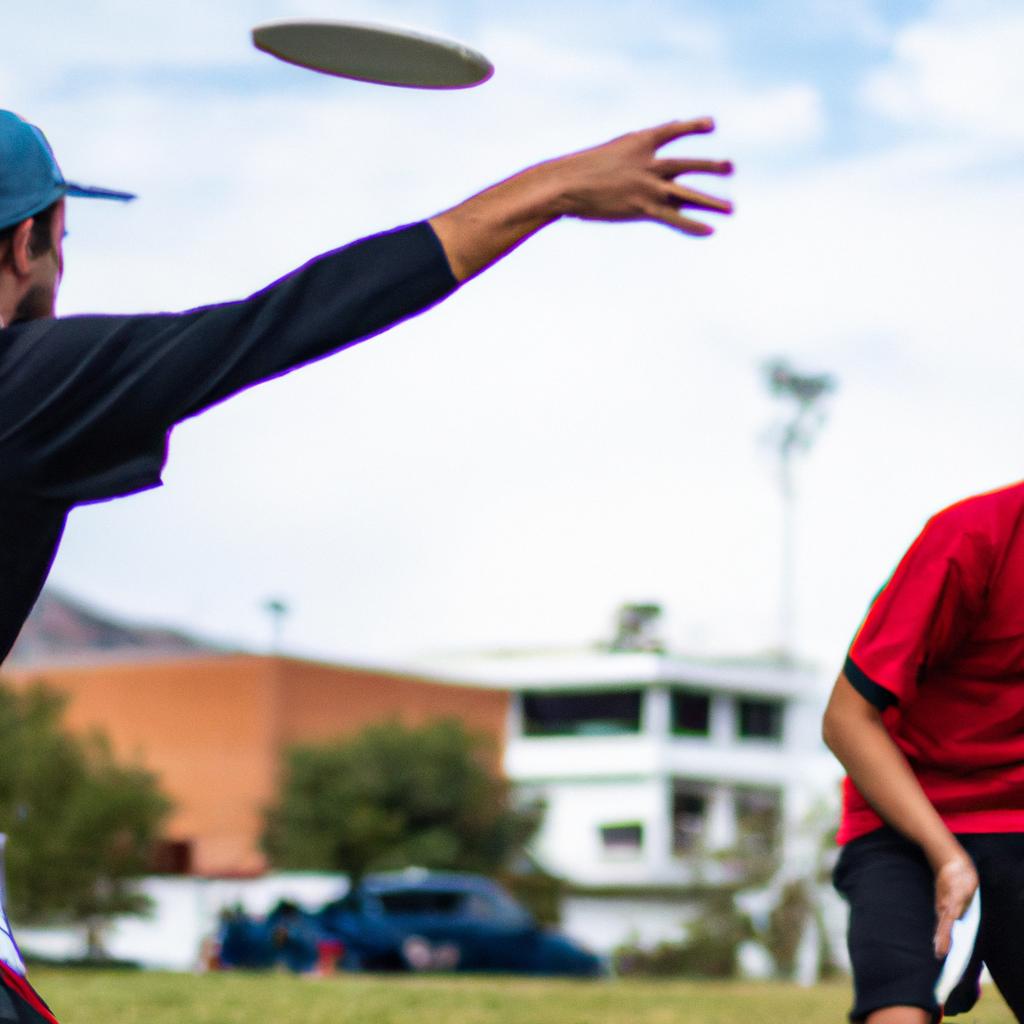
[599,822,644,857]
[672,783,709,854]
[737,698,784,741]
[735,787,782,858]
[149,839,193,875]
[521,690,643,737]
[670,690,711,736]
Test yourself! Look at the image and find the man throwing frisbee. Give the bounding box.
[824,481,1024,1023]
[0,108,730,1019]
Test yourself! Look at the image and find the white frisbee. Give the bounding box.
[935,888,982,1006]
[252,19,494,89]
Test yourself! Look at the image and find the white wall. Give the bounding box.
[528,778,670,886]
[560,895,698,956]
[14,872,349,971]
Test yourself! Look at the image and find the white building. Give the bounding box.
[420,646,844,959]
[8,596,846,967]
[422,646,841,885]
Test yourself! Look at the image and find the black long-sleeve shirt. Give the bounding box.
[0,220,457,663]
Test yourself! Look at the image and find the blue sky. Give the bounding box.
[4,0,1024,679]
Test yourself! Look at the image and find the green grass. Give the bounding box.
[25,969,1018,1024]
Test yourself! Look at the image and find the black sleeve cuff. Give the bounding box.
[844,655,899,710]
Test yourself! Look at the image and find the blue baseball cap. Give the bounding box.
[0,110,135,231]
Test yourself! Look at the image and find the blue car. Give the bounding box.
[319,870,604,976]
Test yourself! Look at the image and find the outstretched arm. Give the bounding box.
[429,117,733,283]
[1,119,731,504]
[822,672,978,957]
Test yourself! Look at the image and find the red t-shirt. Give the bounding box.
[838,481,1024,844]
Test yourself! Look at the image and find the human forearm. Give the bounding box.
[428,163,563,282]
[823,672,977,954]
[824,676,959,867]
[429,118,733,283]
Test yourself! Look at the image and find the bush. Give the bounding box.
[765,880,811,976]
[614,892,753,978]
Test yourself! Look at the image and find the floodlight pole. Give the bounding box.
[763,360,836,664]
[780,438,797,665]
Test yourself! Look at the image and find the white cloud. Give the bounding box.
[715,84,825,148]
[6,0,1023,676]
[801,0,889,45]
[862,0,1024,143]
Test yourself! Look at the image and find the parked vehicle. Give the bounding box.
[217,900,321,974]
[215,870,603,977]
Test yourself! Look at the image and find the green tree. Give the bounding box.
[0,680,171,955]
[263,719,542,883]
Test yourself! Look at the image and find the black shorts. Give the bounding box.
[0,963,59,1024]
[834,827,1024,1023]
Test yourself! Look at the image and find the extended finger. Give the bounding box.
[655,158,734,178]
[664,182,733,214]
[642,201,715,237]
[647,118,715,148]
[933,911,955,959]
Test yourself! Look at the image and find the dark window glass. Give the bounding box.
[737,698,784,741]
[378,890,465,916]
[671,691,711,735]
[672,785,708,854]
[600,823,644,853]
[463,892,530,925]
[522,690,643,736]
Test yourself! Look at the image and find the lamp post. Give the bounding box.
[763,360,836,662]
[262,597,290,654]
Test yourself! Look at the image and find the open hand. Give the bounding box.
[548,118,734,235]
[429,117,734,281]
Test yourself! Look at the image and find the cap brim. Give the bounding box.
[65,182,136,202]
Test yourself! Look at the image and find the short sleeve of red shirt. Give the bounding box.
[846,509,984,710]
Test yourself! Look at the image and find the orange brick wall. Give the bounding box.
[273,659,510,768]
[5,655,509,876]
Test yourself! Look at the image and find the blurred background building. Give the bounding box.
[4,593,841,966]
[5,591,510,878]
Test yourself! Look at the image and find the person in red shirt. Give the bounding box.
[824,480,1024,1024]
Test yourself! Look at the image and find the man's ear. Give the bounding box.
[4,218,36,277]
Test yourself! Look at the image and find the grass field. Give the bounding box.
[28,969,1018,1024]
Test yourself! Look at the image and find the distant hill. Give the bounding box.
[7,589,227,667]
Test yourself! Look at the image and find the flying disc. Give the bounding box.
[252,19,494,89]
[935,888,982,1006]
